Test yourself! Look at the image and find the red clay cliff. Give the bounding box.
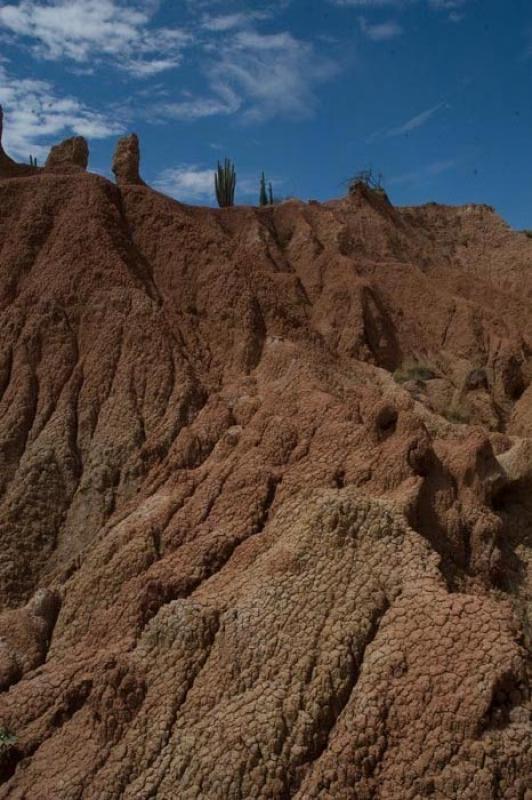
[0,127,530,798]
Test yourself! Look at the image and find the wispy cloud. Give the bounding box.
[330,0,473,27]
[359,16,403,40]
[428,0,469,8]
[368,102,448,141]
[154,89,241,122]
[389,157,458,185]
[330,0,471,11]
[0,0,189,76]
[0,64,122,159]
[152,29,337,124]
[387,102,448,136]
[201,11,268,32]
[333,1,390,5]
[205,30,338,122]
[330,0,413,6]
[429,0,470,20]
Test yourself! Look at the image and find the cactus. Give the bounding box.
[29,154,38,167]
[214,159,236,208]
[259,173,274,206]
[259,172,268,206]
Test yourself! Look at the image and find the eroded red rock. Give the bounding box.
[112,133,145,187]
[0,159,530,798]
[45,136,89,172]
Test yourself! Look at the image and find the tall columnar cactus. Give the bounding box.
[268,182,274,205]
[259,171,268,206]
[215,159,236,208]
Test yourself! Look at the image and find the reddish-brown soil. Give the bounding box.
[0,144,530,798]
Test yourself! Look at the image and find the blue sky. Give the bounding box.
[0,0,530,227]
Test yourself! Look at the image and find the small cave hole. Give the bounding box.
[375,405,398,439]
[510,380,526,401]
[492,483,522,514]
[333,468,346,489]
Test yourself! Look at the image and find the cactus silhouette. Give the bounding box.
[259,172,268,206]
[215,159,236,208]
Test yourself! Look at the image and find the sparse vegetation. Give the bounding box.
[348,168,385,195]
[259,171,268,206]
[214,159,236,208]
[523,230,532,239]
[259,172,275,206]
[442,406,471,425]
[393,363,437,384]
[0,728,17,751]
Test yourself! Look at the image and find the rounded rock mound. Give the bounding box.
[45,136,89,172]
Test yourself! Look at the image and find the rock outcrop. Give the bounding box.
[0,110,89,177]
[0,106,39,179]
[112,133,144,186]
[45,135,89,172]
[0,161,530,798]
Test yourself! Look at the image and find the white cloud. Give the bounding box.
[0,0,189,76]
[0,2,338,125]
[0,64,122,159]
[359,16,403,40]
[154,165,215,202]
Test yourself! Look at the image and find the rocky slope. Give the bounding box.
[0,129,530,799]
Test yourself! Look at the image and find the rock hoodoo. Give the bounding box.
[112,132,144,186]
[45,135,89,172]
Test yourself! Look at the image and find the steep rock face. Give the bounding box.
[112,133,144,186]
[0,169,530,798]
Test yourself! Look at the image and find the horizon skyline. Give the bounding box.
[0,0,530,227]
